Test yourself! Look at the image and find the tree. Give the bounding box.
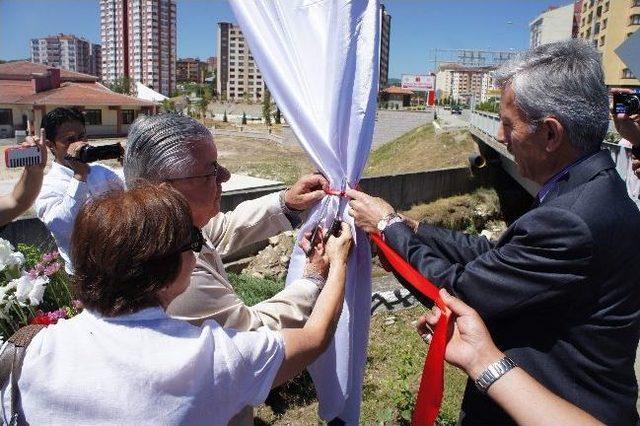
[262,89,272,126]
[161,98,175,113]
[223,110,228,123]
[241,111,247,125]
[274,107,281,125]
[108,76,134,95]
[197,98,208,119]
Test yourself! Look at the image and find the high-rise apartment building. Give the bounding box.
[90,43,102,80]
[100,0,177,96]
[176,58,206,83]
[576,0,640,87]
[216,22,264,102]
[30,34,102,78]
[436,63,495,104]
[529,4,575,48]
[379,4,391,89]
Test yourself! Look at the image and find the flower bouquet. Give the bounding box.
[0,239,79,343]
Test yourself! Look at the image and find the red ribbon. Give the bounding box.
[370,233,448,426]
[322,186,448,425]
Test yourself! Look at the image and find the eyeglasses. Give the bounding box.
[177,226,205,253]
[168,162,220,182]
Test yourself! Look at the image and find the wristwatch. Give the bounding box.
[377,212,403,233]
[474,356,517,394]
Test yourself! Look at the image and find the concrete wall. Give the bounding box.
[0,167,480,253]
[359,167,479,210]
[219,167,479,213]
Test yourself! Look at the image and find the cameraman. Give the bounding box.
[0,130,47,226]
[35,107,123,274]
[611,88,640,208]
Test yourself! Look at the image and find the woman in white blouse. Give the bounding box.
[3,183,352,425]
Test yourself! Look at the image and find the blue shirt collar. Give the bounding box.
[537,151,598,203]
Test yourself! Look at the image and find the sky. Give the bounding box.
[0,0,561,78]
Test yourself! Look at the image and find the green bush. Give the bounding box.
[228,273,284,306]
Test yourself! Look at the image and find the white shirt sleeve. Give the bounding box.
[34,176,91,260]
[208,323,285,409]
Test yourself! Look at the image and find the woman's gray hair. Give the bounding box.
[494,39,609,154]
[124,113,213,187]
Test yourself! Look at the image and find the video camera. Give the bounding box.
[613,90,640,115]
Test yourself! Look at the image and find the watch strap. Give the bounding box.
[474,356,517,394]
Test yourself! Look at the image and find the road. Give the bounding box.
[435,107,469,131]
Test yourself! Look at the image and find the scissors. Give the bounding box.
[304,178,347,257]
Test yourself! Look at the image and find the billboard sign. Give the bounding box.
[401,74,434,92]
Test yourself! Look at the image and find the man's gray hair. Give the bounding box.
[494,39,609,154]
[124,113,213,187]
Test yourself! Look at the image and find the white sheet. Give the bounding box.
[229,0,380,422]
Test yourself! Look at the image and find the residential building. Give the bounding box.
[529,4,575,48]
[577,0,640,87]
[435,66,453,102]
[480,73,497,103]
[206,56,217,73]
[379,4,391,89]
[216,22,264,102]
[176,58,206,83]
[30,34,102,78]
[0,61,156,138]
[436,63,495,104]
[100,0,177,96]
[573,1,584,37]
[90,44,102,80]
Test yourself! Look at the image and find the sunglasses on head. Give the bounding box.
[177,226,205,253]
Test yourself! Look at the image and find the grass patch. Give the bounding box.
[403,188,501,234]
[361,307,467,425]
[216,135,314,185]
[254,306,468,425]
[364,125,477,177]
[228,273,285,306]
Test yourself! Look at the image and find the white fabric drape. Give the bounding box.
[229,1,380,422]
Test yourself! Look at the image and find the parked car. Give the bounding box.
[451,106,462,115]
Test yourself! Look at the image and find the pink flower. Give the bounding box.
[43,262,61,277]
[34,262,45,273]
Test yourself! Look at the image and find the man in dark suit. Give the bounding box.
[347,39,640,425]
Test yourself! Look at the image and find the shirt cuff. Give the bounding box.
[279,189,303,228]
[66,177,89,198]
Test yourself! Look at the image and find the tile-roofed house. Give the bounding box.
[380,85,415,109]
[0,61,157,139]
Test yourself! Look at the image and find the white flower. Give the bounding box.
[12,273,48,306]
[0,281,16,305]
[28,276,48,305]
[0,239,24,271]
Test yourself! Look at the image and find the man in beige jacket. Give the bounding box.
[124,114,327,332]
